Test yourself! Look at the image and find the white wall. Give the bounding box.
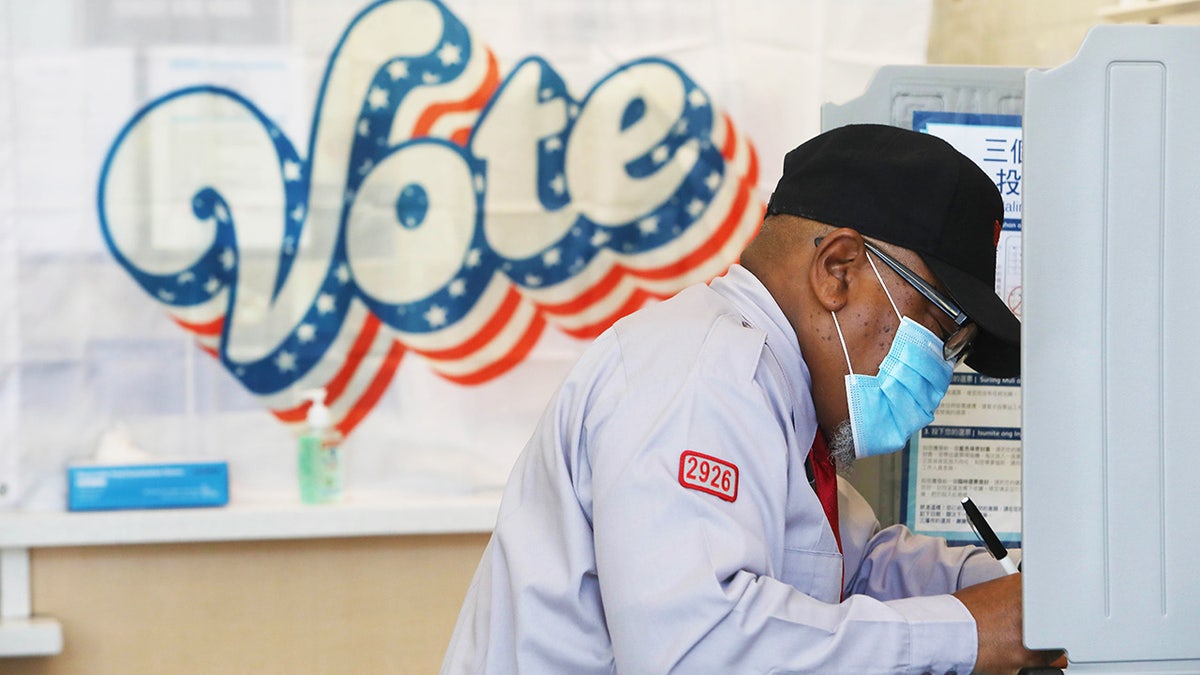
[0,0,932,513]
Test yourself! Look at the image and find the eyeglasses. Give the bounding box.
[816,236,978,362]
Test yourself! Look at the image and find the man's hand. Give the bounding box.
[952,574,1065,674]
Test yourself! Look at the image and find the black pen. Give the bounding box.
[960,496,1019,575]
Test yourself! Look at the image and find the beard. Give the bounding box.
[827,419,857,475]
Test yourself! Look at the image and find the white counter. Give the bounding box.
[0,493,501,658]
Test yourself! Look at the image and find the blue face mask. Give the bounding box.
[831,254,954,458]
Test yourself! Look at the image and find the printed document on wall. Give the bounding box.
[903,112,1023,546]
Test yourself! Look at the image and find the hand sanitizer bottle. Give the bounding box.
[297,389,343,504]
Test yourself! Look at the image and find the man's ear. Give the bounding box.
[809,228,866,312]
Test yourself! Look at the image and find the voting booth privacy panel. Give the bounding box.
[0,0,932,510]
[828,26,1200,670]
[1022,26,1200,670]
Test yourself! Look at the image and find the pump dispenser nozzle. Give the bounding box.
[300,388,331,430]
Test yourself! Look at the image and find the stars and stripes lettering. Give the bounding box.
[96,0,762,438]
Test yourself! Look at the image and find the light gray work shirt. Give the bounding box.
[443,264,1008,674]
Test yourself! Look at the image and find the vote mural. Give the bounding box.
[96,0,763,438]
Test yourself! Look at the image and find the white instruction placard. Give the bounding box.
[904,112,1023,545]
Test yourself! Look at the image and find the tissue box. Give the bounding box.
[67,461,229,511]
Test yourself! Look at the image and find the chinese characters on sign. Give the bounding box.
[905,112,1023,545]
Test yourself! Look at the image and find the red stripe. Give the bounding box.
[336,340,407,437]
[557,288,662,339]
[174,315,224,336]
[537,266,624,316]
[642,179,761,280]
[412,50,500,138]
[414,285,524,361]
[639,180,755,281]
[271,406,304,424]
[744,135,761,185]
[436,312,546,385]
[449,127,471,146]
[745,136,760,185]
[323,314,384,405]
[272,314,387,423]
[539,150,761,320]
[719,113,737,160]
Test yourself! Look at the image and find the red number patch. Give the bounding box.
[678,450,738,502]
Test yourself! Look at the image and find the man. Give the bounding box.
[443,124,1060,673]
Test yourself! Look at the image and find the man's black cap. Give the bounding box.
[767,124,1020,378]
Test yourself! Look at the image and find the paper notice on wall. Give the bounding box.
[903,112,1023,545]
[905,371,1022,544]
